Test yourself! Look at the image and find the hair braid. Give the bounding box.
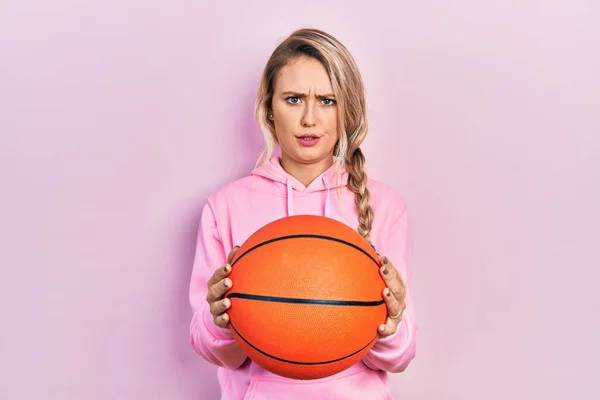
[346,148,374,240]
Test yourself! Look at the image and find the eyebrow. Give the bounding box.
[281,91,336,99]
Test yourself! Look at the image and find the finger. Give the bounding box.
[378,317,401,338]
[378,304,404,338]
[207,262,233,289]
[227,245,241,265]
[382,287,405,320]
[206,277,232,303]
[379,257,407,300]
[214,312,230,329]
[210,297,231,317]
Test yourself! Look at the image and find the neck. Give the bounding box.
[280,154,334,187]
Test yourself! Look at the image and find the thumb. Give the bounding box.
[227,245,241,264]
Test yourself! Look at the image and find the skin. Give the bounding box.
[269,56,340,187]
[205,56,407,338]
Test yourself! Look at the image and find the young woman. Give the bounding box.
[189,28,417,400]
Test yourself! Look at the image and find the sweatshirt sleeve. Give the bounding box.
[362,202,418,373]
[188,199,248,369]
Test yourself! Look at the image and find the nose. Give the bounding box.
[301,102,317,127]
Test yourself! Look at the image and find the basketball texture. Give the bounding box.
[225,215,387,380]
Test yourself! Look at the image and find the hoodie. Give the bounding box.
[188,157,417,400]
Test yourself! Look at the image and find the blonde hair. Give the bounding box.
[254,28,374,240]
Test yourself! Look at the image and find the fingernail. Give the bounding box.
[223,264,230,273]
[382,256,389,265]
[383,267,389,275]
[386,289,391,297]
[222,299,230,308]
[223,279,230,288]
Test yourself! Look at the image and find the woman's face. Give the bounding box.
[270,56,339,170]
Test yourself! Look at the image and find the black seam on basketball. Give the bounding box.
[230,321,378,365]
[231,234,380,268]
[227,292,385,306]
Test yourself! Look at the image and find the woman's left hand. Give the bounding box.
[377,256,407,338]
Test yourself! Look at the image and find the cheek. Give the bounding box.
[324,110,339,135]
[273,109,297,136]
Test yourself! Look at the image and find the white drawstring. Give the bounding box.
[286,175,331,217]
[322,175,330,217]
[286,178,294,216]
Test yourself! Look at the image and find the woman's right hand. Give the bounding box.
[206,246,240,329]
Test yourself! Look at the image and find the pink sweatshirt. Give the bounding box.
[189,157,417,400]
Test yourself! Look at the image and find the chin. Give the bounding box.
[292,149,333,164]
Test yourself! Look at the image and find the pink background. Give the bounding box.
[1,1,599,399]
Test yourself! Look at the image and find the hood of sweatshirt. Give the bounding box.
[250,156,348,218]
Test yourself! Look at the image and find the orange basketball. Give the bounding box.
[225,215,387,380]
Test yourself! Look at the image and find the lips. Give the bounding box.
[295,134,321,147]
[296,134,320,139]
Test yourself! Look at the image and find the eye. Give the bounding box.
[286,96,301,105]
[321,98,336,106]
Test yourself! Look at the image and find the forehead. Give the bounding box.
[275,57,333,93]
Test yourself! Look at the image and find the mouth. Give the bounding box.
[295,134,321,142]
